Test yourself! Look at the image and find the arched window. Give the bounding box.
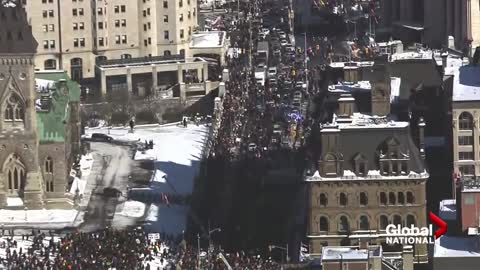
[359,215,370,230]
[319,217,329,232]
[164,50,171,56]
[406,215,416,227]
[459,112,474,130]
[4,94,25,127]
[71,57,83,66]
[179,49,185,56]
[398,192,405,204]
[389,192,396,205]
[379,192,387,205]
[44,59,57,70]
[45,157,53,173]
[339,192,348,206]
[319,193,328,207]
[359,192,368,206]
[379,215,389,230]
[393,215,402,226]
[406,192,415,204]
[339,216,349,232]
[4,154,26,195]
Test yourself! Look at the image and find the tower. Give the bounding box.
[0,1,44,208]
[370,56,391,116]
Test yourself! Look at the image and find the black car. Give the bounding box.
[91,133,113,142]
[102,187,122,198]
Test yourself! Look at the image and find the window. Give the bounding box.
[148,37,151,44]
[98,37,104,46]
[164,31,169,40]
[389,192,396,205]
[359,215,370,230]
[179,0,183,7]
[164,50,171,56]
[459,165,475,176]
[121,54,132,59]
[43,40,49,49]
[79,38,85,47]
[193,7,196,16]
[73,38,79,47]
[319,217,329,232]
[5,154,25,193]
[72,8,77,16]
[49,10,54,17]
[339,216,349,232]
[98,22,104,29]
[339,192,347,206]
[459,112,474,130]
[79,8,84,16]
[406,192,414,204]
[4,94,25,125]
[115,20,120,27]
[188,11,191,19]
[398,192,405,204]
[179,49,185,56]
[49,24,55,32]
[163,0,168,8]
[79,22,84,30]
[43,10,48,18]
[406,215,416,227]
[393,215,402,226]
[45,157,53,174]
[121,5,126,12]
[147,8,150,15]
[179,14,183,22]
[164,15,168,22]
[459,136,474,145]
[180,29,184,39]
[319,193,327,207]
[73,23,78,30]
[459,151,474,160]
[147,22,151,29]
[114,5,119,13]
[380,192,387,205]
[121,19,126,27]
[44,59,56,70]
[49,40,55,49]
[323,153,338,176]
[115,35,120,44]
[43,24,48,32]
[98,7,103,15]
[121,35,127,44]
[144,39,148,46]
[379,215,389,230]
[359,192,368,206]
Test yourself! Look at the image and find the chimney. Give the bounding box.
[337,94,356,118]
[418,117,426,160]
[402,245,414,270]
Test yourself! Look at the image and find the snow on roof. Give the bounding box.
[452,66,480,101]
[306,169,428,182]
[322,247,381,261]
[439,199,457,221]
[190,31,225,48]
[35,78,55,92]
[434,236,480,258]
[331,112,410,129]
[328,81,371,92]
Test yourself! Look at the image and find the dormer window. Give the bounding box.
[353,153,368,176]
[323,153,338,177]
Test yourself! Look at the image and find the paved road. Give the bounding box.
[80,142,133,232]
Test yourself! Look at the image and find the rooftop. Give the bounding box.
[434,236,480,258]
[329,112,410,129]
[439,199,457,221]
[189,31,226,48]
[452,66,480,102]
[322,246,382,261]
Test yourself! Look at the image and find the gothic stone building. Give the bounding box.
[0,2,80,208]
[306,68,429,262]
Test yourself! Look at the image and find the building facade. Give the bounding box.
[380,0,480,54]
[0,1,80,208]
[24,0,198,80]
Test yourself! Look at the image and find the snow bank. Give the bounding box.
[69,153,94,195]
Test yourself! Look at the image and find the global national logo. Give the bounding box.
[385,212,447,245]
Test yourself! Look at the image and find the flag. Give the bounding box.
[300,242,310,262]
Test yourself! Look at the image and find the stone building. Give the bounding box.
[24,0,199,80]
[306,69,429,262]
[0,1,80,209]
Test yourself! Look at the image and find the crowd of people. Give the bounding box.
[0,228,280,270]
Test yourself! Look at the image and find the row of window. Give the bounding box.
[42,24,55,32]
[316,214,416,232]
[316,191,415,207]
[42,10,55,18]
[43,40,56,49]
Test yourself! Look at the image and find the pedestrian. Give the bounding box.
[183,117,187,128]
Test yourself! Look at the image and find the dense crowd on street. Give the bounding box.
[0,228,280,270]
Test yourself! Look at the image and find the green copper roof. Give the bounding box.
[34,71,81,143]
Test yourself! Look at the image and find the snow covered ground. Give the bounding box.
[69,153,94,196]
[0,209,78,228]
[85,124,209,235]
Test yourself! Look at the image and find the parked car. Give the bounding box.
[91,133,113,142]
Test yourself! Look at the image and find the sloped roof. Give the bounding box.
[34,71,80,143]
[0,1,37,54]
